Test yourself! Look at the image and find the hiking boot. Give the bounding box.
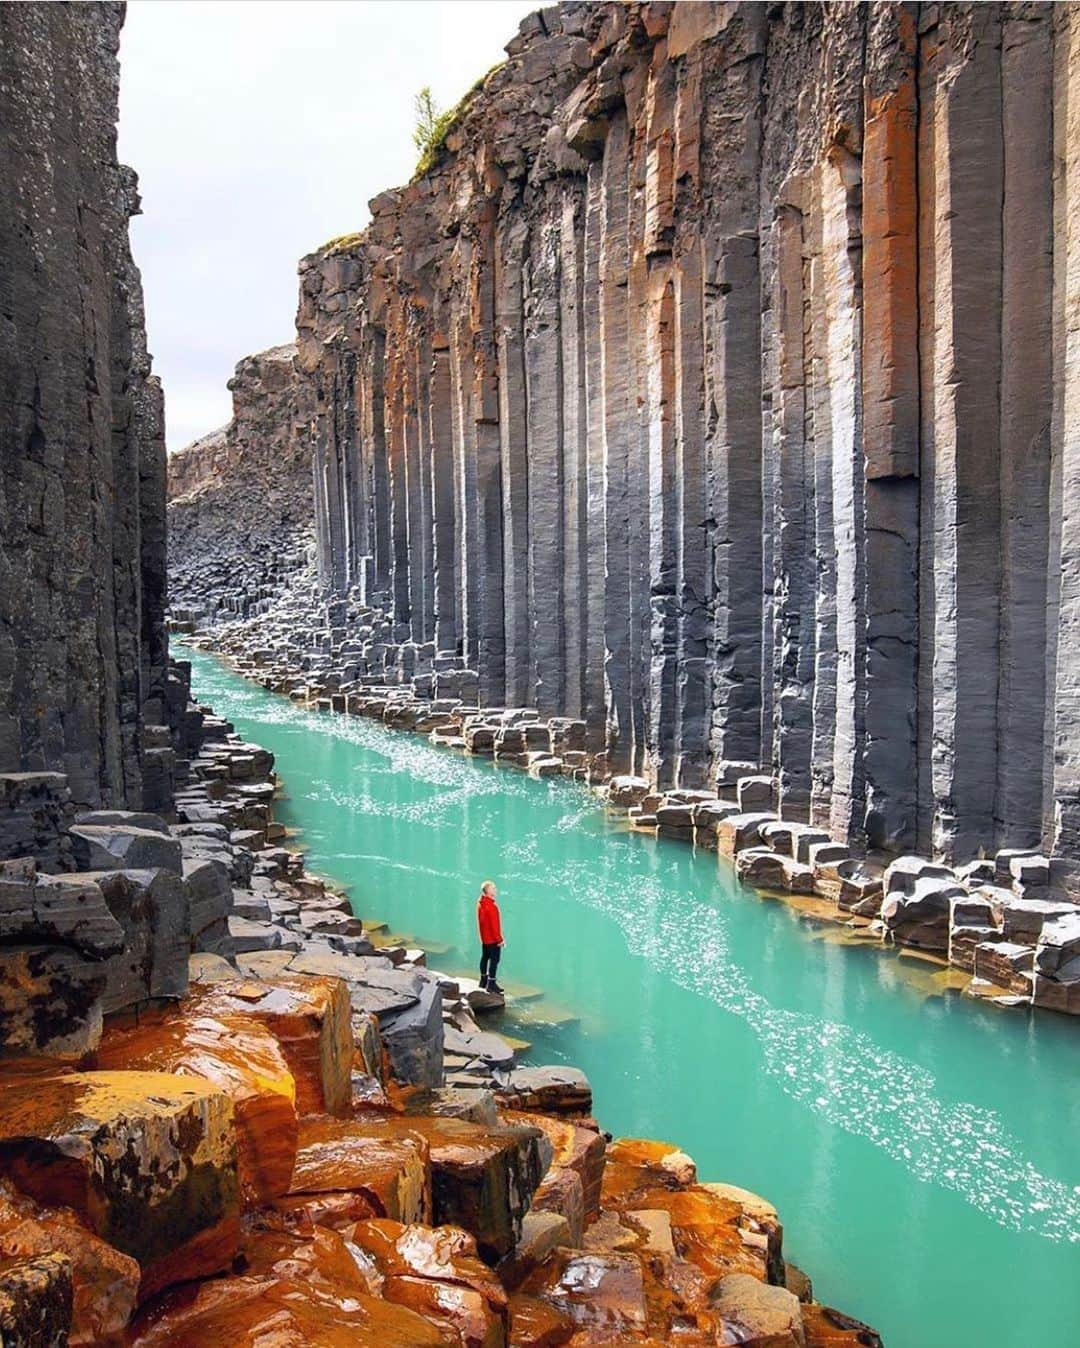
[489,981,505,995]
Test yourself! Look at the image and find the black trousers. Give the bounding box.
[480,943,501,983]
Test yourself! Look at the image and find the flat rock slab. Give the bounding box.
[444,1026,515,1068]
[0,872,123,958]
[492,1066,592,1117]
[68,825,183,876]
[125,1272,451,1347]
[196,975,353,1117]
[0,1071,239,1299]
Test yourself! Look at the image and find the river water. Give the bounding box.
[187,646,1080,1347]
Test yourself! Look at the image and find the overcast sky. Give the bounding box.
[118,0,537,451]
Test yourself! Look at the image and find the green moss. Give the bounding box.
[318,231,365,256]
[411,63,505,181]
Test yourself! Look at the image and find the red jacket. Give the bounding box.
[478,894,503,945]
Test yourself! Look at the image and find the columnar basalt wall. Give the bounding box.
[296,1,1078,880]
[167,344,314,624]
[0,1,167,810]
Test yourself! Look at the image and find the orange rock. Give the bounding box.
[358,1111,547,1261]
[502,1110,605,1231]
[0,1250,72,1347]
[600,1139,782,1285]
[0,1180,139,1344]
[803,1301,884,1348]
[344,1219,507,1348]
[519,1249,648,1338]
[601,1137,697,1198]
[240,1222,380,1297]
[270,1190,381,1230]
[196,975,353,1117]
[128,1274,455,1346]
[507,1292,574,1348]
[95,1003,298,1206]
[0,1071,239,1301]
[288,1115,431,1223]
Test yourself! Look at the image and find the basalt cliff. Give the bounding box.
[289,0,1074,877]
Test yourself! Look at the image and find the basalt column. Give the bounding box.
[295,2,1080,887]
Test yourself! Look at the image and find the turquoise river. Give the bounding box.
[187,647,1080,1347]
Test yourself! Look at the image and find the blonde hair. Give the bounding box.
[480,880,496,896]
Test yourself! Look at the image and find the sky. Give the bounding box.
[118,0,537,451]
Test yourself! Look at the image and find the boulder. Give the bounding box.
[883,855,954,896]
[88,869,190,1012]
[736,848,816,895]
[716,813,778,860]
[68,825,183,876]
[0,1179,139,1345]
[0,871,123,958]
[287,1115,431,1224]
[972,942,1034,997]
[709,1274,806,1347]
[0,1072,239,1300]
[94,998,298,1206]
[493,1066,592,1116]
[1034,910,1080,976]
[880,875,964,952]
[360,1113,549,1263]
[196,974,353,1116]
[0,1251,72,1348]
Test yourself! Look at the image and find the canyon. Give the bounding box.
[174,1,1080,1015]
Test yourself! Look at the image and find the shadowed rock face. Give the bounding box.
[167,344,315,626]
[0,2,167,812]
[240,1,1067,884]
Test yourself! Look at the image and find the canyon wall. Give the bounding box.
[167,344,314,624]
[0,1,168,810]
[295,0,1074,877]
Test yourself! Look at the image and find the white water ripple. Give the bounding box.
[544,861,1080,1245]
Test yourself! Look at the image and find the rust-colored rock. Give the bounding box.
[128,1273,454,1347]
[357,1111,548,1262]
[345,1219,508,1348]
[0,1071,239,1300]
[0,1251,71,1348]
[287,1114,431,1224]
[503,1109,605,1230]
[601,1140,782,1285]
[95,1000,298,1206]
[0,1180,139,1345]
[196,974,353,1116]
[802,1301,884,1347]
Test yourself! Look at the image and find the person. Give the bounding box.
[477,880,505,994]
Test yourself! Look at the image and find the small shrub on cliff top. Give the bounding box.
[410,65,503,181]
[412,85,457,178]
